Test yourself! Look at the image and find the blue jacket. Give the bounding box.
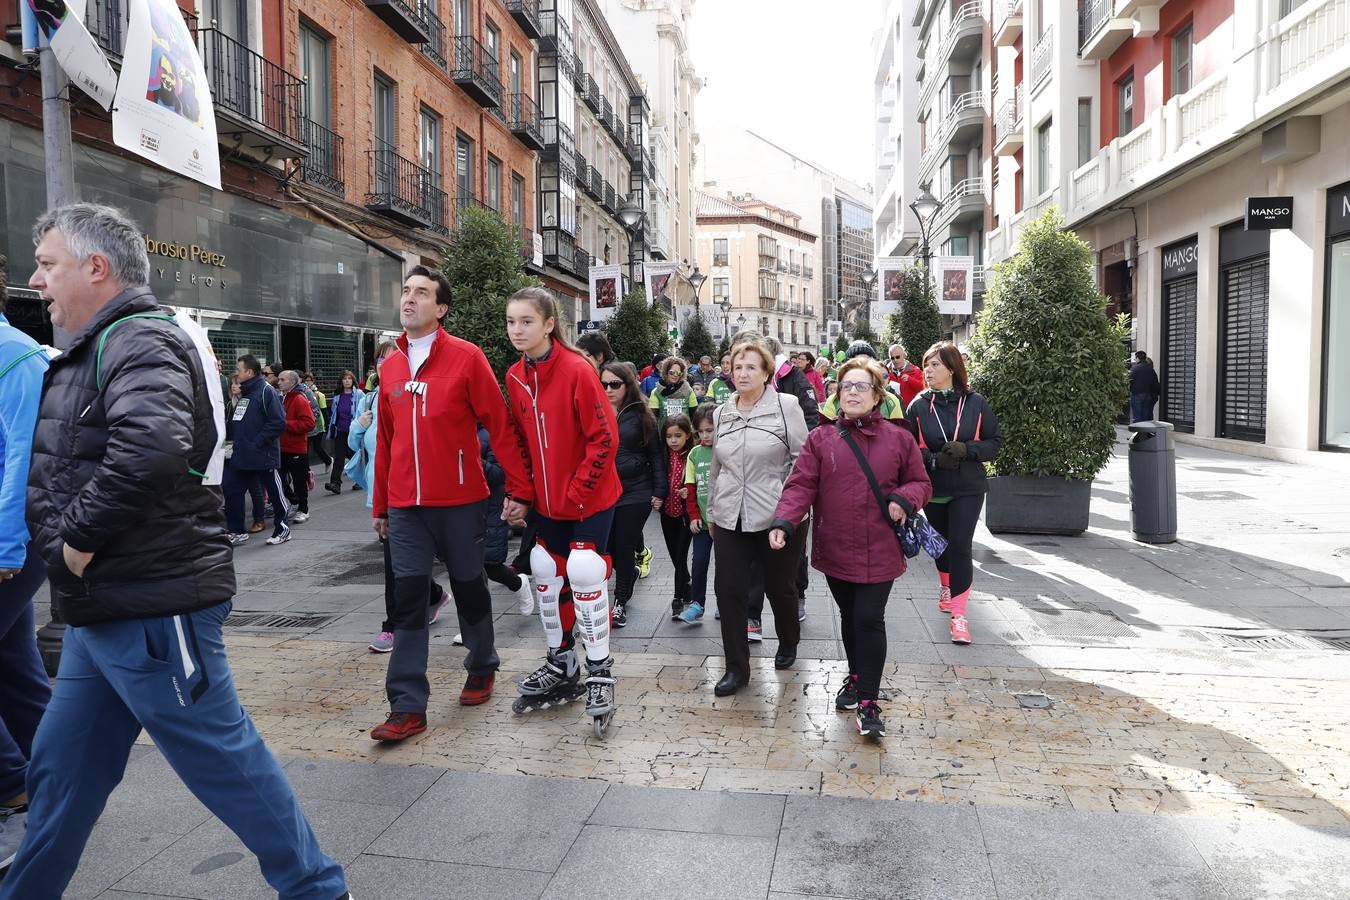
[478,425,510,565]
[327,387,366,438]
[348,389,378,507]
[0,314,48,569]
[227,374,284,471]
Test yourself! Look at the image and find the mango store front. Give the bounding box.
[0,120,405,395]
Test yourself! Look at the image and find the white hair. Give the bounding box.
[33,203,150,287]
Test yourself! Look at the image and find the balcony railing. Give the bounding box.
[451,35,501,108]
[600,96,614,133]
[942,1,984,63]
[300,119,345,196]
[420,9,447,69]
[994,0,1024,46]
[509,93,545,151]
[995,82,1025,154]
[194,26,307,156]
[365,142,444,231]
[505,0,542,40]
[1078,0,1111,51]
[543,227,577,274]
[1275,0,1349,86]
[1031,25,1054,90]
[776,259,789,273]
[603,181,617,212]
[364,0,431,44]
[584,74,602,113]
[790,263,802,275]
[574,245,591,280]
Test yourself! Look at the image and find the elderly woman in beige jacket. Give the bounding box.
[706,337,809,696]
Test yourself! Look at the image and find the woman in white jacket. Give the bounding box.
[705,337,809,696]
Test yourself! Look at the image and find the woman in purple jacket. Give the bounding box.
[769,357,931,738]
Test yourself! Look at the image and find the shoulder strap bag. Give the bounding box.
[836,424,947,560]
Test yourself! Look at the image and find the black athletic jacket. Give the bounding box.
[614,401,667,508]
[905,388,1002,497]
[26,287,235,626]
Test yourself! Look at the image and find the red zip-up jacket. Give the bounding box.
[280,388,315,455]
[505,343,621,521]
[374,329,533,517]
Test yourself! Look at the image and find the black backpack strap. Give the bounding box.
[836,424,893,526]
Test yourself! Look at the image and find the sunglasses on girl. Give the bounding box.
[601,379,625,389]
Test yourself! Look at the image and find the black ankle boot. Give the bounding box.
[714,672,744,696]
[774,645,797,669]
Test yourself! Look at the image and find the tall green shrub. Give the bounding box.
[888,265,942,362]
[679,310,716,362]
[968,209,1128,481]
[604,289,663,367]
[440,207,540,379]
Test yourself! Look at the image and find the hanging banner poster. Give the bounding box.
[23,0,118,109]
[675,304,724,341]
[644,261,677,306]
[933,255,974,315]
[872,256,917,334]
[588,263,623,322]
[113,0,221,190]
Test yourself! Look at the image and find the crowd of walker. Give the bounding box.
[0,204,1007,897]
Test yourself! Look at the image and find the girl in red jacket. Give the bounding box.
[769,358,932,738]
[503,288,624,736]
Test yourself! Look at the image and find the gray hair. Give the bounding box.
[33,203,150,288]
[762,335,784,356]
[889,344,905,356]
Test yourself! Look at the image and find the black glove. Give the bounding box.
[936,441,967,470]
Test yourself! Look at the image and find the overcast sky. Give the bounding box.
[688,0,879,189]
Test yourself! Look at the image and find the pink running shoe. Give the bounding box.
[949,615,972,645]
[938,585,953,613]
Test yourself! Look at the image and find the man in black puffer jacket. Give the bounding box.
[2,205,350,900]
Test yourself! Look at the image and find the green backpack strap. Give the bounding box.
[95,313,177,389]
[94,313,208,479]
[0,346,47,380]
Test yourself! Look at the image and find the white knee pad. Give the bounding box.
[567,546,612,663]
[530,544,566,649]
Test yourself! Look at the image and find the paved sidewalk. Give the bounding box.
[18,433,1350,897]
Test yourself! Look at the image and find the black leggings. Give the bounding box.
[309,433,331,467]
[659,512,692,603]
[926,494,984,597]
[826,576,893,701]
[327,431,350,487]
[608,503,653,603]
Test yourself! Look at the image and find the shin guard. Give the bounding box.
[567,542,613,664]
[530,542,569,649]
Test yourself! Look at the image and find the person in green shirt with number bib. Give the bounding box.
[680,403,717,623]
[647,355,699,427]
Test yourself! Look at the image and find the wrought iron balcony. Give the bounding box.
[420,9,447,69]
[578,164,600,200]
[509,93,545,150]
[572,57,588,91]
[574,244,591,280]
[300,119,345,196]
[584,74,602,113]
[776,259,789,273]
[452,35,502,108]
[543,119,575,162]
[625,127,644,163]
[543,227,577,275]
[194,26,307,158]
[603,180,617,213]
[574,149,589,180]
[588,166,604,201]
[364,0,430,43]
[600,96,614,133]
[365,142,443,230]
[505,0,542,40]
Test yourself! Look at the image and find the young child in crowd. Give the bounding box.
[680,404,717,624]
[660,414,696,619]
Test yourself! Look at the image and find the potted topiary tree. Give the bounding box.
[967,209,1128,535]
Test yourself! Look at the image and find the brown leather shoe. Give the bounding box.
[370,711,427,742]
[248,520,266,534]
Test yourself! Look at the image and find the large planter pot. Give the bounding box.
[984,475,1092,535]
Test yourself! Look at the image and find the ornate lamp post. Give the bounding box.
[908,185,943,268]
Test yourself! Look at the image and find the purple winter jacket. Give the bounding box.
[771,409,932,585]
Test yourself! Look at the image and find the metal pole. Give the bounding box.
[36,44,77,676]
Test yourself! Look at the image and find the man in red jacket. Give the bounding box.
[887,345,925,408]
[275,370,315,538]
[369,266,534,743]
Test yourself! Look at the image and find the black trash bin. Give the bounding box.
[1127,421,1177,543]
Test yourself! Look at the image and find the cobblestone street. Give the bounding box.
[56,434,1350,898]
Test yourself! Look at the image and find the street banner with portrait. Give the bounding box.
[871,256,917,334]
[588,263,623,322]
[112,0,221,190]
[21,0,118,109]
[933,255,974,315]
[826,319,843,345]
[675,304,724,342]
[644,261,677,306]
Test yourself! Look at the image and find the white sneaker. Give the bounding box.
[515,576,534,615]
[227,532,249,546]
[291,511,311,524]
[265,524,291,545]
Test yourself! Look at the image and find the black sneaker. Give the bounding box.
[612,602,628,628]
[670,599,686,621]
[835,674,860,711]
[856,700,886,737]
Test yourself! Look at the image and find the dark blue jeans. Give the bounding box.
[0,600,346,900]
[1130,393,1156,423]
[0,547,50,803]
[689,529,713,606]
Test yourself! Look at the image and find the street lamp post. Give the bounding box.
[687,263,707,308]
[908,184,943,269]
[617,193,645,286]
[861,268,878,337]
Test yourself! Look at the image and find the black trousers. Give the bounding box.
[280,453,310,513]
[380,536,443,634]
[327,431,350,487]
[927,494,984,597]
[713,524,806,681]
[826,576,893,701]
[608,502,653,603]
[747,542,810,621]
[659,512,692,604]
